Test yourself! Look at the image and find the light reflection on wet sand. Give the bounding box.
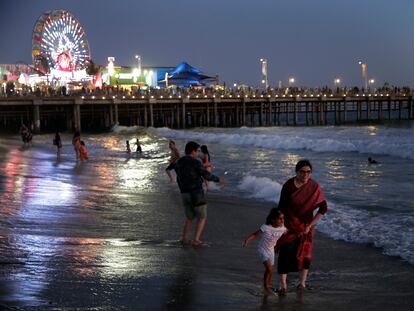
[0,135,167,307]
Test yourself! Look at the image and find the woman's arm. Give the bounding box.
[304,201,328,234]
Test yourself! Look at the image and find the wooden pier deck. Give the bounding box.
[0,95,413,132]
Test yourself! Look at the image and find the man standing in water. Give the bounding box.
[175,141,224,246]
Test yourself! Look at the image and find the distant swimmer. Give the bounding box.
[368,157,378,164]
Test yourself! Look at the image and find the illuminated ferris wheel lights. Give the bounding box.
[32,9,90,72]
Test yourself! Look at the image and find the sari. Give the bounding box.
[276,178,326,272]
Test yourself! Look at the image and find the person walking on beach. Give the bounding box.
[175,141,224,246]
[53,132,62,158]
[165,140,180,182]
[72,131,81,160]
[243,208,287,295]
[275,159,328,295]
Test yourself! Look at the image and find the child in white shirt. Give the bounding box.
[243,208,287,295]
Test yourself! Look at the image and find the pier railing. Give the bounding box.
[0,95,413,132]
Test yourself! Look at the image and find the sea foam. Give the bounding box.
[149,126,414,159]
[238,175,282,203]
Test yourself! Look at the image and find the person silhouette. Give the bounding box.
[368,157,378,164]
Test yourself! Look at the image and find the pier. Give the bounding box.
[0,95,413,132]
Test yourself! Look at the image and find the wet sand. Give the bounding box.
[1,187,414,311]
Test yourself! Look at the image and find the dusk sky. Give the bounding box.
[1,0,414,88]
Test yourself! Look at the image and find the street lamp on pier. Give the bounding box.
[135,54,142,76]
[259,58,269,90]
[358,61,368,91]
[368,78,375,91]
[334,78,341,93]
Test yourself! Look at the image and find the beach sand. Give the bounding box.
[1,184,414,310]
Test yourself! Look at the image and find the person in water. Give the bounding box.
[79,141,88,161]
[135,138,142,154]
[166,140,180,182]
[243,208,287,295]
[368,157,378,164]
[20,124,32,148]
[175,141,225,246]
[72,131,81,160]
[200,145,212,189]
[126,140,131,153]
[53,132,62,158]
[275,159,328,295]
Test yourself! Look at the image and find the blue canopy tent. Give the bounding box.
[158,62,216,87]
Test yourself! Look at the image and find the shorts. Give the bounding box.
[258,248,275,265]
[181,192,207,220]
[166,162,176,171]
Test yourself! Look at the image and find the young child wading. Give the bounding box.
[79,141,88,161]
[243,208,287,295]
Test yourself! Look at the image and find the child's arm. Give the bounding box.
[242,229,261,247]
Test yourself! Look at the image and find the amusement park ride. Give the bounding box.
[31,9,92,84]
[0,9,212,91]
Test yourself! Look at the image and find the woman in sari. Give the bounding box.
[276,159,328,295]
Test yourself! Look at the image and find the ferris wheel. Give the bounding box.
[32,10,91,73]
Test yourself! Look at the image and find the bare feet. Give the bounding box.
[191,240,203,246]
[264,288,277,296]
[277,288,288,296]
